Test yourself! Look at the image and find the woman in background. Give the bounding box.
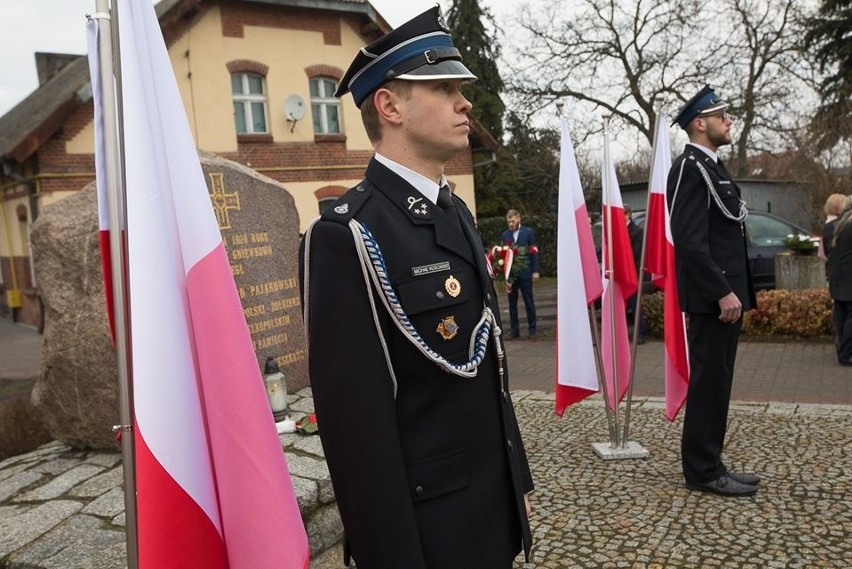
[827,195,852,366]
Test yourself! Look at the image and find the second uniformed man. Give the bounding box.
[667,85,759,497]
[299,7,533,568]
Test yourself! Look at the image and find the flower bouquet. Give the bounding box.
[486,243,539,292]
[295,413,318,435]
[782,233,819,256]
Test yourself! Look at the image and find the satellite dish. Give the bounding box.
[284,95,306,121]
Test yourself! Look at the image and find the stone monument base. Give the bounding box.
[591,440,650,460]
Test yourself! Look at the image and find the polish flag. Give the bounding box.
[600,136,638,411]
[555,117,602,415]
[87,23,115,341]
[89,1,309,567]
[644,113,690,421]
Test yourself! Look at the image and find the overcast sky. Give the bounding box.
[0,0,519,116]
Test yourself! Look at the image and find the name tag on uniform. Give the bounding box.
[719,180,732,185]
[412,261,451,277]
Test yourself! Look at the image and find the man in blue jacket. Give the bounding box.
[501,209,540,339]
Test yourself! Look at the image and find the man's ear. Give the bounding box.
[374,88,403,126]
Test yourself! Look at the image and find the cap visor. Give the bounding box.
[395,59,477,81]
[698,100,730,115]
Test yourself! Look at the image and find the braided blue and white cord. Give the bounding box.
[350,220,495,378]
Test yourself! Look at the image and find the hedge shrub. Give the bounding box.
[640,288,833,338]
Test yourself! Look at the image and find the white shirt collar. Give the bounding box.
[687,142,718,162]
[374,153,447,205]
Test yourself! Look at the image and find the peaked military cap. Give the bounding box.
[672,85,730,129]
[334,6,477,108]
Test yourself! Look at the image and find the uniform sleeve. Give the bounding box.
[667,160,732,303]
[299,220,427,569]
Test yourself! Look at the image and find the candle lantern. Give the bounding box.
[263,356,289,422]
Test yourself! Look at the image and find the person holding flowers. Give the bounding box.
[500,209,541,340]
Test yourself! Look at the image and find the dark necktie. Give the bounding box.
[437,185,462,232]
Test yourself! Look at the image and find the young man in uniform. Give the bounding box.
[668,85,759,497]
[299,7,533,567]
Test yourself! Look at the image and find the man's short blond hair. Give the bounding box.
[360,80,412,144]
[506,209,521,219]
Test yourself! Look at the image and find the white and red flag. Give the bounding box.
[87,22,115,340]
[88,1,309,567]
[555,117,602,415]
[644,113,690,421]
[600,135,638,411]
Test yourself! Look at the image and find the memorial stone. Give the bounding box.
[30,151,307,449]
[200,151,308,392]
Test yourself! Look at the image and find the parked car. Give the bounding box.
[592,210,817,289]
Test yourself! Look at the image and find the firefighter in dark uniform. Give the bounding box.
[667,86,760,497]
[299,7,533,567]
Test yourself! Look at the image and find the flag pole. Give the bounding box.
[94,1,139,566]
[601,114,621,448]
[588,302,617,444]
[622,107,661,444]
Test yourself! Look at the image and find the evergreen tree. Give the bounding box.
[804,0,852,149]
[447,0,505,141]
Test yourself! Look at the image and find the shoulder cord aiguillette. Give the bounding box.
[694,160,748,223]
[349,219,500,378]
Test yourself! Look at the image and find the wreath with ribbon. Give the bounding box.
[486,243,539,289]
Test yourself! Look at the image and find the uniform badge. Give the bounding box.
[406,196,430,218]
[436,316,459,340]
[445,275,461,298]
[436,8,450,32]
[334,203,349,215]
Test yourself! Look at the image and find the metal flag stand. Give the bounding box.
[90,1,139,567]
[590,114,648,460]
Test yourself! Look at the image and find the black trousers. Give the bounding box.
[834,299,852,363]
[508,278,536,335]
[682,313,742,484]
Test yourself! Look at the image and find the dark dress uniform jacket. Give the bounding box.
[299,159,533,569]
[666,145,756,313]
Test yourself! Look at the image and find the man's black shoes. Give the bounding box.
[727,470,760,486]
[686,475,758,497]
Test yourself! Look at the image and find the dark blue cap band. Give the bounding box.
[672,85,728,129]
[349,34,455,106]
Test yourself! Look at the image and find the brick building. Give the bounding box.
[0,0,497,327]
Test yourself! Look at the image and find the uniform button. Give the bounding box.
[415,485,424,496]
[507,439,514,451]
[436,291,445,300]
[355,185,366,192]
[487,293,492,301]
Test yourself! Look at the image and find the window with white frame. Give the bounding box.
[310,77,341,135]
[232,72,268,134]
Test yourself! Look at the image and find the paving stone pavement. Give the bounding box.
[509,393,852,568]
[1,391,850,568]
[2,290,851,568]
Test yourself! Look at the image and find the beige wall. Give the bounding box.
[67,6,374,155]
[167,6,372,153]
[0,194,29,257]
